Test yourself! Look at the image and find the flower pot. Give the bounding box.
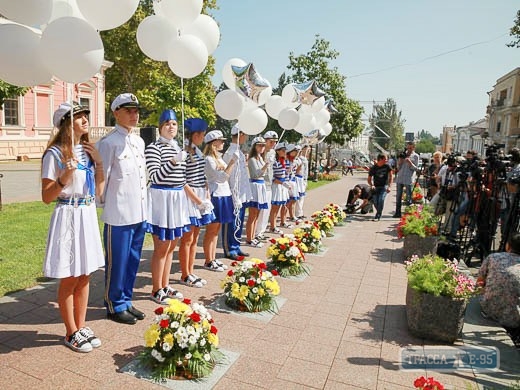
[403,234,438,260]
[405,285,467,343]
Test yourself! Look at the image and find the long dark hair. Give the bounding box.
[46,117,89,162]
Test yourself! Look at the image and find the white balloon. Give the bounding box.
[311,96,326,112]
[76,0,139,31]
[40,17,104,84]
[0,23,52,86]
[256,86,273,107]
[278,108,299,130]
[222,57,247,91]
[182,14,220,55]
[47,0,85,24]
[314,108,331,127]
[237,106,268,135]
[321,122,333,136]
[298,103,312,114]
[281,84,300,109]
[294,112,316,135]
[214,89,244,120]
[265,95,284,120]
[168,34,208,79]
[160,0,203,28]
[137,15,178,62]
[153,0,164,16]
[0,0,53,26]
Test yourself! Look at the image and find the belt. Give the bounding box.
[57,196,95,206]
[295,174,303,178]
[250,179,265,183]
[273,177,286,182]
[150,184,183,190]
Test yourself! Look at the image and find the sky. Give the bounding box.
[211,0,520,137]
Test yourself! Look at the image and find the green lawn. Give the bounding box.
[0,178,339,297]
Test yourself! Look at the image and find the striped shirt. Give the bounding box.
[185,147,207,188]
[145,140,186,187]
[272,159,287,181]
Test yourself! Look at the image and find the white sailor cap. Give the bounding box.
[111,93,140,112]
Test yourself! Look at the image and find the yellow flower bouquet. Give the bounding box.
[267,236,308,277]
[221,258,280,313]
[140,299,224,381]
[323,203,346,226]
[293,221,323,253]
[311,210,335,236]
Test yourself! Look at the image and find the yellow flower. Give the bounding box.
[231,282,239,291]
[207,332,219,346]
[257,287,265,296]
[166,299,190,314]
[163,332,174,346]
[144,323,160,347]
[238,285,249,300]
[202,319,210,329]
[264,279,280,295]
[250,257,264,265]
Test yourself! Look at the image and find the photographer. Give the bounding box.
[426,151,443,199]
[345,183,373,214]
[393,141,420,218]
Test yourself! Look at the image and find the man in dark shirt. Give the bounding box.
[368,154,393,221]
[345,183,373,214]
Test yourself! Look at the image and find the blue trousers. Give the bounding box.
[221,205,246,256]
[373,186,388,219]
[395,183,412,214]
[103,221,146,314]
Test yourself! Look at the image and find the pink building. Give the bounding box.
[0,60,112,160]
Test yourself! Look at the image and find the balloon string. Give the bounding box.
[232,133,241,243]
[275,130,286,149]
[180,77,185,147]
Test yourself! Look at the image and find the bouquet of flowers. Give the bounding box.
[397,204,439,238]
[221,258,280,313]
[293,221,323,253]
[411,183,424,203]
[311,210,335,236]
[266,236,308,277]
[413,376,444,390]
[405,254,479,299]
[323,203,346,225]
[141,299,224,381]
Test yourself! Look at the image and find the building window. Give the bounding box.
[3,98,19,126]
[496,121,501,133]
[79,98,91,123]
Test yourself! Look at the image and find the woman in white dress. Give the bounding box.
[268,142,290,233]
[145,109,189,304]
[42,102,105,353]
[245,136,269,247]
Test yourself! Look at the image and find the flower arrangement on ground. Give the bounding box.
[397,204,439,238]
[221,258,280,313]
[311,210,335,236]
[411,183,424,203]
[405,254,478,299]
[323,203,346,225]
[140,299,224,381]
[414,376,444,390]
[293,220,323,253]
[267,236,308,277]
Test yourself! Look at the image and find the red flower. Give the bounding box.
[231,261,238,267]
[227,270,234,276]
[414,376,427,388]
[258,262,267,269]
[271,269,279,276]
[154,307,164,315]
[288,241,294,247]
[160,319,169,328]
[247,279,255,287]
[210,325,218,334]
[209,318,214,323]
[236,255,245,261]
[280,245,286,250]
[190,312,201,322]
[270,238,276,244]
[183,298,191,305]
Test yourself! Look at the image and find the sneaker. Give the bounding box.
[214,259,229,270]
[191,273,207,285]
[163,285,184,300]
[182,274,204,288]
[152,288,171,305]
[255,234,267,242]
[78,327,101,348]
[64,331,93,353]
[280,222,294,229]
[204,259,224,272]
[269,227,283,234]
[246,239,264,248]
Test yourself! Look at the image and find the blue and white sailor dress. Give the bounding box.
[296,156,308,197]
[185,146,216,226]
[247,156,268,209]
[42,145,104,279]
[145,138,191,240]
[286,159,300,201]
[205,155,234,224]
[271,159,289,205]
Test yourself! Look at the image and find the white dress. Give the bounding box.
[42,145,104,278]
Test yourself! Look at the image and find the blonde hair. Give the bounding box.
[203,141,225,170]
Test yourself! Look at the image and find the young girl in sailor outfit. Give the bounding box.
[42,102,105,353]
[268,142,290,233]
[145,109,189,304]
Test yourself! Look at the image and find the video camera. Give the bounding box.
[398,148,408,159]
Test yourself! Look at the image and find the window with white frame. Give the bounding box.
[3,98,19,126]
[79,97,91,123]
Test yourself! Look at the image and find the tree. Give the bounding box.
[508,9,520,48]
[415,139,436,154]
[417,129,440,145]
[284,35,364,145]
[369,98,405,156]
[100,0,218,126]
[0,81,28,108]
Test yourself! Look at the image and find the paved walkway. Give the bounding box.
[0,173,519,389]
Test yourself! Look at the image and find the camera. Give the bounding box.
[398,148,408,159]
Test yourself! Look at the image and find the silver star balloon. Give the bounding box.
[293,80,325,105]
[302,128,326,145]
[232,62,270,104]
[325,99,339,114]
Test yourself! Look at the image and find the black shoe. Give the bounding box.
[237,250,250,257]
[226,253,244,261]
[107,310,137,325]
[392,213,401,218]
[128,305,146,320]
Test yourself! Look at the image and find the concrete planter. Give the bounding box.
[403,234,438,260]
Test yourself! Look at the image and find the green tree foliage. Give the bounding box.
[415,139,436,154]
[417,129,440,145]
[0,81,28,108]
[100,0,218,127]
[369,98,405,155]
[508,9,520,48]
[283,35,364,145]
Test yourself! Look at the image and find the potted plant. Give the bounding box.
[397,204,439,259]
[405,254,479,343]
[411,183,424,204]
[323,203,347,226]
[140,299,224,381]
[311,210,335,237]
[221,258,280,313]
[266,236,308,277]
[293,221,323,253]
[413,376,444,390]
